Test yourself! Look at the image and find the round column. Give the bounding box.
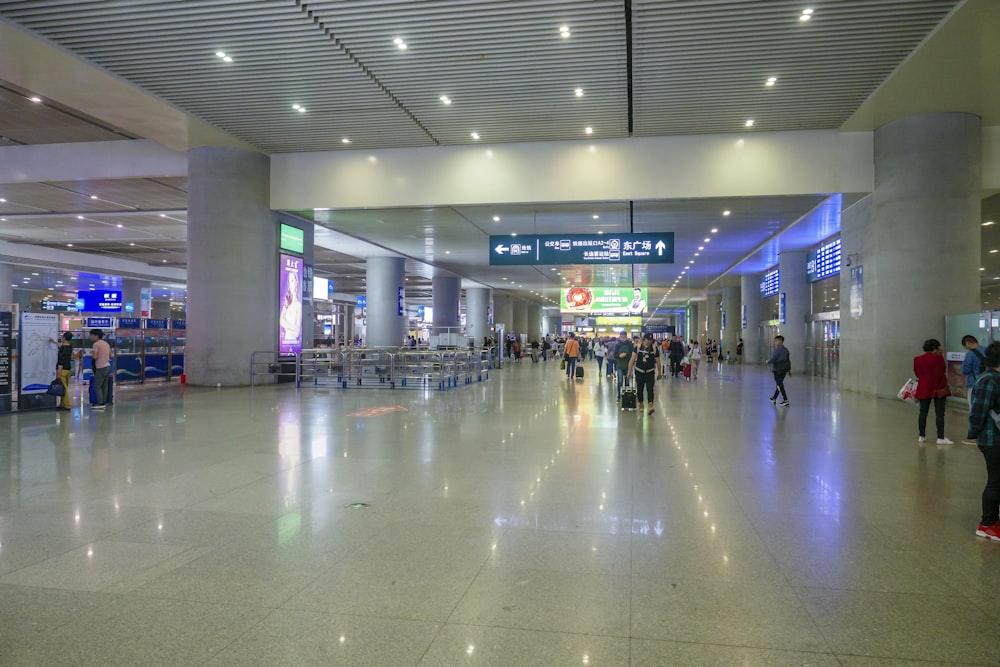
[741,273,764,364]
[688,303,700,342]
[526,305,542,342]
[512,300,527,338]
[431,276,461,336]
[706,293,721,345]
[187,147,273,387]
[121,279,149,318]
[366,256,407,347]
[721,285,741,359]
[779,251,809,373]
[493,294,514,335]
[465,287,491,346]
[0,263,13,306]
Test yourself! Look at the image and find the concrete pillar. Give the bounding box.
[465,287,491,346]
[512,300,527,337]
[527,305,542,342]
[0,263,12,306]
[706,293,721,346]
[721,285,741,357]
[741,273,764,364]
[548,314,561,337]
[186,147,274,387]
[431,276,461,336]
[366,256,407,347]
[841,113,980,397]
[12,288,31,314]
[121,279,148,318]
[493,294,513,335]
[778,252,809,373]
[688,303,700,343]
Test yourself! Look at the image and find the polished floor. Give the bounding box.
[1,357,998,666]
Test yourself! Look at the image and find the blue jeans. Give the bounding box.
[616,367,628,397]
[566,356,577,377]
[596,357,604,374]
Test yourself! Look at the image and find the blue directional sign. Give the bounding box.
[489,233,674,266]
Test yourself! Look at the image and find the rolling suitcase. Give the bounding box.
[682,363,692,379]
[620,378,637,410]
[88,373,113,406]
[575,365,585,379]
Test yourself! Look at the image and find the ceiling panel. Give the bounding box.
[0,83,133,145]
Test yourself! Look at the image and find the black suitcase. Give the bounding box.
[575,365,585,379]
[621,387,637,410]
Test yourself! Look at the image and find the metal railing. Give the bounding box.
[278,346,492,391]
[249,350,299,387]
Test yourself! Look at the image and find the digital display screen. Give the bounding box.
[807,238,842,283]
[760,269,780,298]
[279,223,305,254]
[76,290,123,313]
[278,254,303,355]
[561,287,648,314]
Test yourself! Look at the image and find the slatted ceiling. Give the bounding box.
[0,178,187,215]
[632,0,959,135]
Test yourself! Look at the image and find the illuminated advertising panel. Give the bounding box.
[807,238,842,282]
[595,316,643,326]
[561,287,648,314]
[278,254,303,355]
[279,223,305,254]
[759,269,780,298]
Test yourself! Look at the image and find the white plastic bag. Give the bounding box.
[897,378,918,404]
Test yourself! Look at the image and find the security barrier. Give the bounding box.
[249,350,298,387]
[290,347,491,391]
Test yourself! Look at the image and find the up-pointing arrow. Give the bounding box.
[655,240,666,256]
[495,244,509,254]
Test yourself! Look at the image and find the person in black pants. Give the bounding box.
[966,341,1000,541]
[629,333,663,415]
[668,336,685,377]
[767,335,791,406]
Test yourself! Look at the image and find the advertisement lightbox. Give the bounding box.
[561,287,648,315]
[278,254,303,355]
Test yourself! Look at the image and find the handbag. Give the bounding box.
[560,359,567,370]
[47,379,65,397]
[897,378,918,404]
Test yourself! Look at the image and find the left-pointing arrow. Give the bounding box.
[495,244,509,254]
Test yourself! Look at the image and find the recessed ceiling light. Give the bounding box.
[292,104,300,110]
[981,267,986,271]
[704,238,710,243]
[215,51,226,58]
[575,88,584,97]
[90,195,98,200]
[597,231,603,235]
[766,77,777,87]
[698,246,704,251]
[77,216,83,220]
[584,127,594,134]
[984,221,996,226]
[397,42,408,50]
[162,259,167,263]
[297,107,306,113]
[745,120,754,127]
[493,215,500,222]
[342,138,351,144]
[990,249,998,254]
[445,251,451,254]
[694,253,700,256]
[559,26,571,37]
[29,96,42,103]
[511,233,518,237]
[116,224,123,228]
[722,210,731,216]
[67,243,73,247]
[129,243,135,246]
[0,198,5,202]
[393,38,404,45]
[440,96,451,105]
[471,132,480,140]
[592,215,599,219]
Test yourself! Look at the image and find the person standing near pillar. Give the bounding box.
[767,335,792,407]
[913,338,953,445]
[966,341,1000,541]
[90,329,112,411]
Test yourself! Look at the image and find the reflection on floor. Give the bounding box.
[1,358,998,665]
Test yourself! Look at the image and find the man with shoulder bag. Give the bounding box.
[962,335,988,444]
[966,342,1000,542]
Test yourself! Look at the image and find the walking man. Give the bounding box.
[564,332,580,379]
[767,334,791,407]
[90,328,112,411]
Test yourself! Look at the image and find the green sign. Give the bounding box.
[595,316,642,326]
[562,287,648,314]
[279,223,305,254]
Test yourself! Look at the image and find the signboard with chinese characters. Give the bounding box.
[0,311,11,413]
[77,290,123,313]
[490,233,674,266]
[278,254,303,355]
[760,269,780,298]
[850,265,864,319]
[561,287,648,314]
[779,293,787,325]
[595,316,642,326]
[807,238,842,283]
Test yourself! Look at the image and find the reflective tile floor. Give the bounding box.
[1,359,998,665]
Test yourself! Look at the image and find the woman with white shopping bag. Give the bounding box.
[913,338,953,444]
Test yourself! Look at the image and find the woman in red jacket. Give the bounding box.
[913,338,953,444]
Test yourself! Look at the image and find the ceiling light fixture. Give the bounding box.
[766,77,777,87]
[341,138,351,144]
[592,215,599,219]
[585,127,593,134]
[215,51,233,62]
[511,232,518,237]
[704,238,711,243]
[559,25,571,38]
[29,96,42,103]
[990,249,998,254]
[90,195,98,200]
[801,8,814,21]
[745,119,755,127]
[984,221,996,226]
[440,96,452,105]
[575,88,584,97]
[471,132,480,140]
[722,210,731,216]
[493,216,500,222]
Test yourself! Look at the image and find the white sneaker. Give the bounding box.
[936,437,954,445]
[918,436,926,443]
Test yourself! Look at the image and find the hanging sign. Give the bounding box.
[490,233,674,266]
[779,293,787,325]
[0,311,11,413]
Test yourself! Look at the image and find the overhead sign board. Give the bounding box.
[561,287,648,314]
[77,290,123,313]
[595,316,642,326]
[279,223,305,254]
[807,238,842,283]
[490,233,674,266]
[760,269,780,298]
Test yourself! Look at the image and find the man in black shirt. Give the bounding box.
[630,333,663,414]
[668,336,685,377]
[53,331,73,410]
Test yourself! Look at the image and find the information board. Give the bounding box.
[490,233,674,266]
[20,312,58,396]
[0,311,11,413]
[279,223,305,254]
[77,290,123,313]
[807,238,842,283]
[278,254,303,355]
[760,269,780,298]
[595,316,642,326]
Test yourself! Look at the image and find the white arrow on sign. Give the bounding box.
[655,240,666,256]
[495,244,509,254]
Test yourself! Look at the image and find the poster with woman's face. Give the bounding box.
[279,254,303,355]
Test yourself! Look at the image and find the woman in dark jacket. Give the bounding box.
[913,338,953,444]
